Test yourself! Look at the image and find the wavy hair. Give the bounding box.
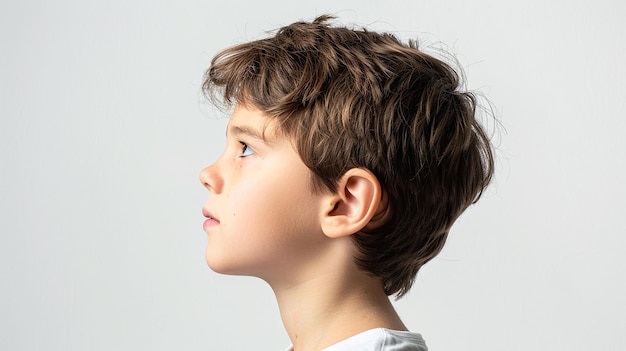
[203,15,494,297]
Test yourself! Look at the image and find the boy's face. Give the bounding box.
[199,105,331,282]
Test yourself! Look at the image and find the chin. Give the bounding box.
[205,250,242,276]
[205,250,227,273]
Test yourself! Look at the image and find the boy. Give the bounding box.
[199,15,494,351]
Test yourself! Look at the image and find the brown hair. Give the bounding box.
[203,15,494,297]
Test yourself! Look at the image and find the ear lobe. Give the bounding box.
[321,168,382,239]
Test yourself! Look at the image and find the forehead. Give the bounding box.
[227,104,281,142]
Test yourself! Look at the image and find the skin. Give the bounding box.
[200,105,406,351]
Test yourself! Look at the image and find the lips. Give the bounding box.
[202,207,216,219]
[202,207,220,230]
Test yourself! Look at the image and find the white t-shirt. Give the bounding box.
[284,328,427,351]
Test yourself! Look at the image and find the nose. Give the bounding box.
[199,162,223,194]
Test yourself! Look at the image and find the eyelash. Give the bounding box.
[239,142,255,157]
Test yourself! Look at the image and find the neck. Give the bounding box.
[268,253,407,351]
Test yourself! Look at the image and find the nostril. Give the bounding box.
[199,167,210,189]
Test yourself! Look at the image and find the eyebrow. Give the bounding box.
[227,125,268,143]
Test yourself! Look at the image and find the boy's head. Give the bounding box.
[203,15,494,297]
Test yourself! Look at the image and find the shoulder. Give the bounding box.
[323,328,428,351]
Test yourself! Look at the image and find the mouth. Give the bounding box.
[202,207,220,229]
[202,207,215,219]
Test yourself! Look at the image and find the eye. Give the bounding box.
[239,142,255,157]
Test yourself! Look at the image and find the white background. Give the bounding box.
[1,1,624,350]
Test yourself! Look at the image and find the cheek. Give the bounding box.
[226,174,315,236]
[224,177,274,230]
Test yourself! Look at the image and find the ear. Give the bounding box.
[321,168,383,239]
